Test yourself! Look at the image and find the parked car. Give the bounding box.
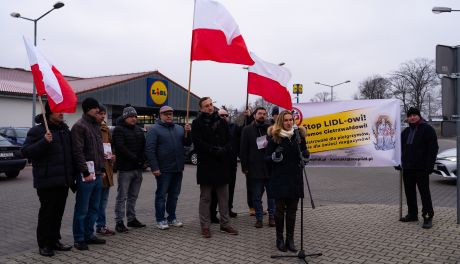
[0,135,27,178]
[185,144,197,165]
[433,148,457,179]
[0,127,30,146]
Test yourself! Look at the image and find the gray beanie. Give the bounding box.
[122,105,137,119]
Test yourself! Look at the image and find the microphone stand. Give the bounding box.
[270,126,322,263]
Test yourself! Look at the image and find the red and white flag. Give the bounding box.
[23,37,77,113]
[247,53,292,110]
[191,0,254,65]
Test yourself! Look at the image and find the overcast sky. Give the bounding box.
[1,0,459,109]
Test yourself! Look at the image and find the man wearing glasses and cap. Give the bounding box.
[145,106,191,230]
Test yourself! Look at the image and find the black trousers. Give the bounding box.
[36,186,69,248]
[211,166,237,216]
[275,198,299,238]
[402,169,434,217]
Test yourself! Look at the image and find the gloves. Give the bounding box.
[302,157,310,166]
[272,146,284,163]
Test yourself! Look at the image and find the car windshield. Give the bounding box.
[0,136,13,146]
[15,128,29,138]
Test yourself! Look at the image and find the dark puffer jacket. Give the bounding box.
[265,126,308,199]
[192,111,231,185]
[401,119,439,171]
[22,115,75,189]
[112,121,146,171]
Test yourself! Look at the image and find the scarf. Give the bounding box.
[279,128,294,138]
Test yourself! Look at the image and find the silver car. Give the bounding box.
[434,148,457,179]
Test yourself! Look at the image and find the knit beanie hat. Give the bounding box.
[122,104,137,119]
[271,106,279,116]
[406,107,421,117]
[98,104,107,113]
[82,97,100,113]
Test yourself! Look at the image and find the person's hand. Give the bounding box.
[44,131,52,143]
[184,124,191,132]
[102,172,107,178]
[244,109,251,116]
[152,170,161,177]
[84,173,96,182]
[242,170,248,175]
[275,146,284,154]
[111,154,116,163]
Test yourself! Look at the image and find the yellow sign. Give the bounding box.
[301,109,371,153]
[149,80,168,105]
[293,84,303,94]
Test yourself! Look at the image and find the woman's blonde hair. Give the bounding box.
[271,110,293,144]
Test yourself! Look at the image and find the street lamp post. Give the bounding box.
[433,5,460,224]
[314,80,351,102]
[10,2,65,127]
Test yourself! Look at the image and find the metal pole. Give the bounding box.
[456,47,460,224]
[32,20,37,126]
[296,92,299,104]
[330,85,333,102]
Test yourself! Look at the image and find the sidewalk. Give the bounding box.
[1,204,459,264]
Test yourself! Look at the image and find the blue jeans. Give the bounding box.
[115,170,143,222]
[96,187,110,228]
[155,172,183,222]
[251,178,275,221]
[73,175,102,242]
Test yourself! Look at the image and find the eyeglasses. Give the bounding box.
[220,114,229,117]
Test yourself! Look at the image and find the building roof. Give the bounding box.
[0,66,199,100]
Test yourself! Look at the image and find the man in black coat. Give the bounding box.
[400,107,438,229]
[112,105,146,232]
[22,103,75,257]
[192,97,238,238]
[240,107,275,228]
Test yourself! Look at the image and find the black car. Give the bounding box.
[0,127,30,146]
[0,135,27,178]
[185,144,197,165]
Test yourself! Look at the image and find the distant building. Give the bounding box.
[0,66,200,128]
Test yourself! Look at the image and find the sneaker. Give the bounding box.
[96,226,116,236]
[220,226,239,235]
[115,221,129,233]
[157,220,170,230]
[254,220,263,228]
[73,241,88,251]
[127,218,146,228]
[168,219,184,227]
[249,208,256,216]
[85,236,106,245]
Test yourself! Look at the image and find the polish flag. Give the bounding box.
[191,0,254,65]
[247,53,292,110]
[23,37,77,113]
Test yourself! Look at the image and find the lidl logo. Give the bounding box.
[147,79,168,106]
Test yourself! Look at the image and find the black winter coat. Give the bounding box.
[265,128,308,199]
[401,120,439,171]
[113,122,146,171]
[192,112,231,185]
[240,121,270,179]
[22,115,75,189]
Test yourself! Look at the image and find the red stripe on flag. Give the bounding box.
[191,28,254,65]
[30,64,46,96]
[48,66,77,113]
[248,72,292,110]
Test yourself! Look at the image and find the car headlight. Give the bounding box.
[445,157,457,162]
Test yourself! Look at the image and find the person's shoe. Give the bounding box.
[399,215,418,222]
[127,218,146,228]
[220,226,239,235]
[39,246,55,257]
[285,236,297,252]
[211,215,220,224]
[168,219,184,227]
[276,238,287,252]
[115,221,129,233]
[156,220,170,230]
[249,208,255,216]
[422,216,433,229]
[254,220,263,228]
[229,211,238,218]
[201,228,211,238]
[96,226,116,236]
[268,216,276,227]
[73,241,89,251]
[52,241,72,251]
[85,236,106,245]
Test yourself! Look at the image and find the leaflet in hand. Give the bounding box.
[81,161,96,182]
[103,143,113,160]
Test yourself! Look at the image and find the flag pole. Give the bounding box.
[186,60,193,126]
[399,169,403,219]
[37,95,50,133]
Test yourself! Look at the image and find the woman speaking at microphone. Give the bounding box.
[265,110,309,252]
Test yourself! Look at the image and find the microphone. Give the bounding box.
[293,121,301,144]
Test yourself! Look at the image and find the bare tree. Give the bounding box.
[391,58,439,114]
[310,92,333,102]
[357,75,392,99]
[389,74,411,113]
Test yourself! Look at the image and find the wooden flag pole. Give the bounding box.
[185,61,193,137]
[399,169,403,220]
[38,96,50,133]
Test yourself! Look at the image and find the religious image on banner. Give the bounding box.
[293,99,401,167]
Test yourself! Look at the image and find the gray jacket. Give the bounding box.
[145,120,191,173]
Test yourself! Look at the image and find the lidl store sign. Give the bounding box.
[147,78,168,106]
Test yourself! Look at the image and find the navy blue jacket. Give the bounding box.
[145,120,191,173]
[22,115,75,189]
[401,120,438,171]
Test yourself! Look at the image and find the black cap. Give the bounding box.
[406,107,421,117]
[271,106,279,116]
[82,97,100,113]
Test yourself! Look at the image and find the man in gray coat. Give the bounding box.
[145,106,191,230]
